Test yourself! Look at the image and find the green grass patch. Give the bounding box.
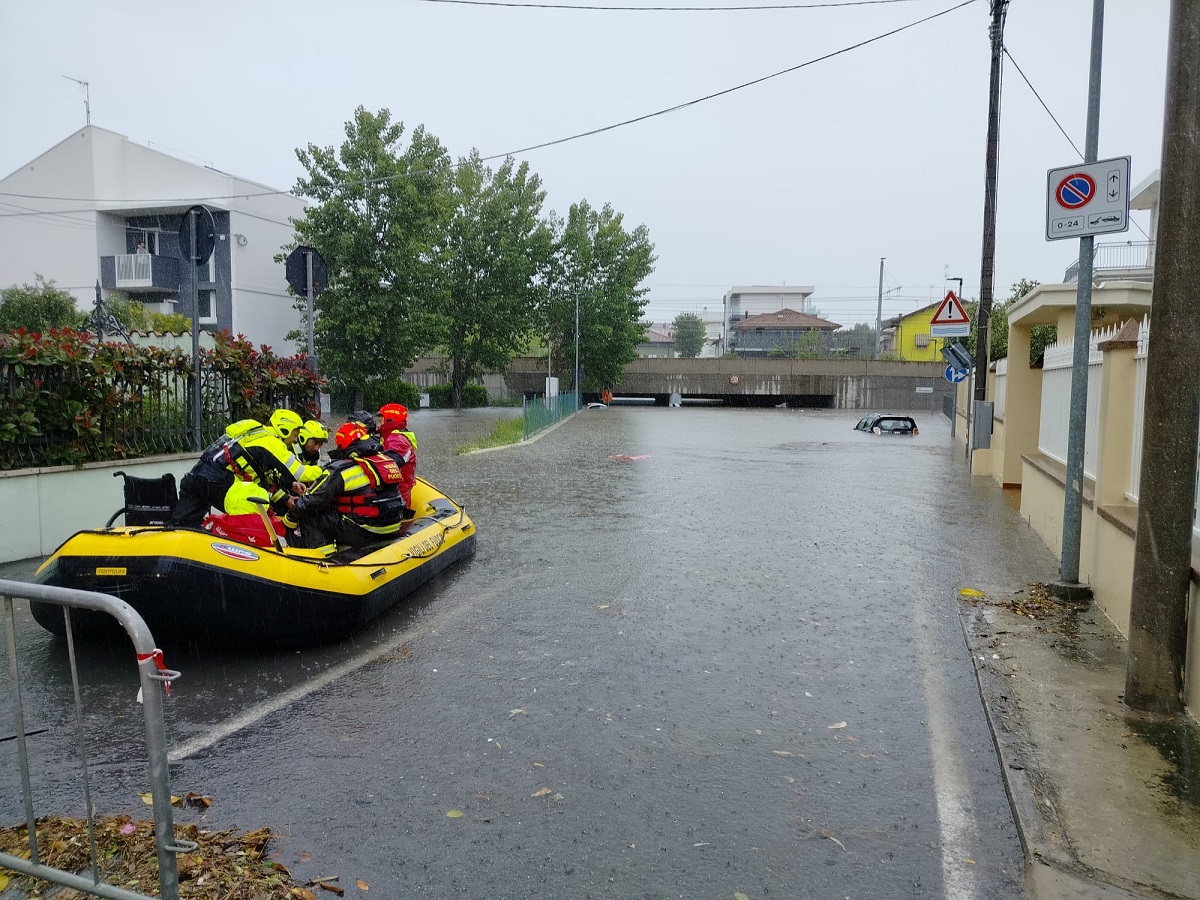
[456,415,524,454]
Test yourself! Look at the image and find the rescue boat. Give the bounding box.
[30,477,476,647]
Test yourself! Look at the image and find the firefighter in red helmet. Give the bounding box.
[282,422,407,551]
[377,402,417,513]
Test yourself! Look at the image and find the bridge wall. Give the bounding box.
[503,357,953,410]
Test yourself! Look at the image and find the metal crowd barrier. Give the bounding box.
[0,579,192,900]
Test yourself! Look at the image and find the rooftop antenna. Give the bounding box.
[62,75,90,125]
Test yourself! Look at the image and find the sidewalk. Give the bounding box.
[961,586,1200,899]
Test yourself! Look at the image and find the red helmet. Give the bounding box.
[378,402,408,434]
[335,421,369,450]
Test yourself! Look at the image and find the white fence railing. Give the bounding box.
[994,357,1008,420]
[115,253,153,284]
[1128,316,1150,503]
[1122,316,1200,537]
[1038,325,1116,478]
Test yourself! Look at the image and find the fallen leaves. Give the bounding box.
[446,810,463,818]
[827,721,847,730]
[0,816,305,899]
[530,787,552,798]
[509,708,527,717]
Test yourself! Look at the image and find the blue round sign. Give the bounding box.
[1056,173,1095,210]
[945,364,968,384]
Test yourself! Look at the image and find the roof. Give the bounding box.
[729,308,841,331]
[886,300,942,327]
[640,324,674,344]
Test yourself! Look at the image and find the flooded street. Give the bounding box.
[2,405,1057,898]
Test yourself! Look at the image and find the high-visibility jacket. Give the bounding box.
[200,420,321,498]
[285,452,406,536]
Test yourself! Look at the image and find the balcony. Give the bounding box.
[100,253,179,293]
[1063,241,1154,284]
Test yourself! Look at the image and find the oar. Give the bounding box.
[247,496,288,553]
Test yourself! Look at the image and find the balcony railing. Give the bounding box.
[100,253,180,293]
[1063,241,1153,283]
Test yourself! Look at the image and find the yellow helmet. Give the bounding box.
[297,419,329,444]
[269,408,303,442]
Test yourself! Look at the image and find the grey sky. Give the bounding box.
[0,1,1170,328]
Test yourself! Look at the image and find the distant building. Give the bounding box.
[721,286,815,354]
[881,301,946,362]
[0,126,305,351]
[727,308,840,357]
[637,322,676,358]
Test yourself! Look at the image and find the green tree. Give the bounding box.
[545,201,655,391]
[290,107,453,405]
[672,312,707,358]
[769,330,824,359]
[107,293,191,333]
[0,277,84,332]
[435,151,553,409]
[965,278,1047,365]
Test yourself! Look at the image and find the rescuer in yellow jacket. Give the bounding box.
[282,422,407,552]
[170,409,322,527]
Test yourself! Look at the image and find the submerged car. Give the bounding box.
[854,414,918,436]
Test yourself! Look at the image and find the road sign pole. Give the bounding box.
[189,210,202,453]
[1057,0,1105,595]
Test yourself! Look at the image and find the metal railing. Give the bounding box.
[0,579,191,900]
[1063,241,1153,283]
[115,254,153,284]
[523,390,580,439]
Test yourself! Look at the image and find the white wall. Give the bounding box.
[229,191,306,353]
[0,455,195,563]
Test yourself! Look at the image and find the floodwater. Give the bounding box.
[1,405,1045,898]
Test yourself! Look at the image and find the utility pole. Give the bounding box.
[874,257,885,359]
[1055,0,1105,597]
[972,0,1009,454]
[1125,0,1200,714]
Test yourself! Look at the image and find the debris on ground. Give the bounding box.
[0,816,312,899]
[996,582,1059,620]
[958,582,1060,621]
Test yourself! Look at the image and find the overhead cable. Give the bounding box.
[0,0,977,208]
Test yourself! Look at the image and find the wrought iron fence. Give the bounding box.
[523,391,580,439]
[1,357,316,471]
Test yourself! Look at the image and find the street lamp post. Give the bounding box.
[574,292,580,401]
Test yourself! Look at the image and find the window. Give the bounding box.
[914,333,931,348]
[196,258,215,285]
[197,289,216,324]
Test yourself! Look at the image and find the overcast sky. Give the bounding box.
[0,0,1170,328]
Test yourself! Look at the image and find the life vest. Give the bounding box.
[399,429,417,451]
[202,420,319,488]
[333,453,405,520]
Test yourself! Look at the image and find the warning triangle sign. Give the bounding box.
[931,291,970,326]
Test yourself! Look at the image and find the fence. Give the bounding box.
[1038,325,1114,478]
[994,357,1008,420]
[1,346,317,471]
[0,579,190,900]
[523,391,580,439]
[1124,316,1200,537]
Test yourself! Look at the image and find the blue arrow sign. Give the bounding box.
[945,365,968,384]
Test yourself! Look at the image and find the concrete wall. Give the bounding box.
[0,455,194,563]
[504,357,951,409]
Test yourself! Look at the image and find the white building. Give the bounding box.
[720,285,815,355]
[0,126,306,351]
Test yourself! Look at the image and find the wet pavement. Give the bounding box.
[2,404,1195,898]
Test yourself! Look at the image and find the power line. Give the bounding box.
[0,0,976,208]
[1002,44,1152,242]
[487,0,977,159]
[413,0,929,9]
[1002,46,1083,159]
